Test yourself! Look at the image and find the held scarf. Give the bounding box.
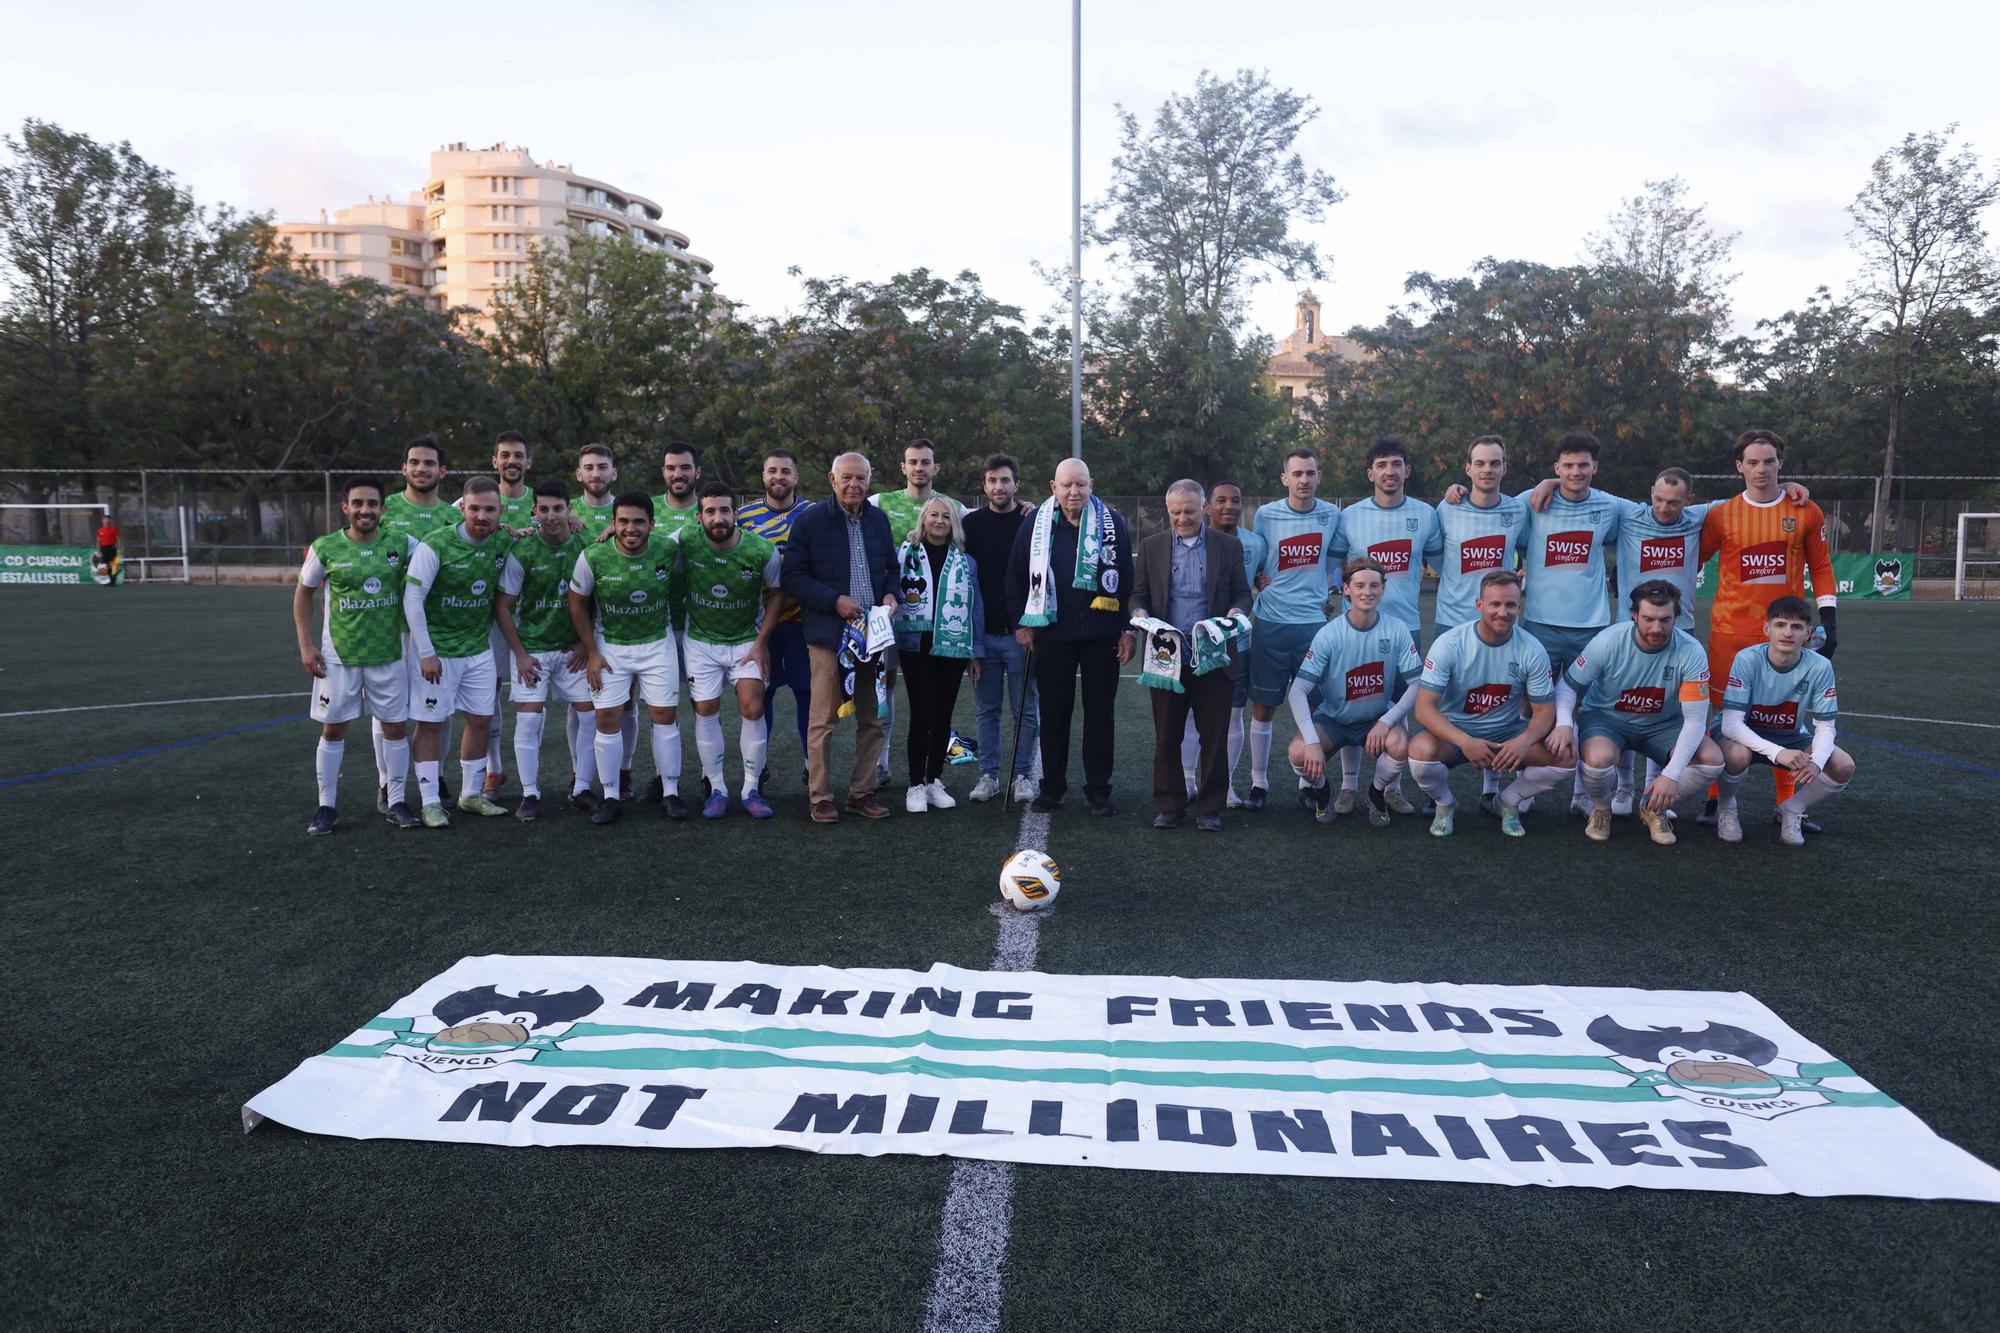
[835,613,891,719]
[1192,612,1253,676]
[1020,496,1120,627]
[1130,615,1185,693]
[893,539,976,659]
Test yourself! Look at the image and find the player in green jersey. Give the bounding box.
[293,476,417,834]
[679,481,783,819]
[402,476,515,827]
[870,438,966,788]
[373,435,452,811]
[494,478,595,823]
[570,492,688,824]
[469,430,536,799]
[572,443,619,541]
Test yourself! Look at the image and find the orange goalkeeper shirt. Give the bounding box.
[1699,493,1836,640]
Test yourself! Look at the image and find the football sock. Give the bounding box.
[1481,768,1502,796]
[370,716,389,787]
[1502,764,1573,807]
[1180,716,1199,774]
[1249,718,1273,788]
[416,759,441,805]
[1779,774,1846,814]
[460,757,487,797]
[570,713,595,794]
[1409,760,1454,807]
[653,724,681,794]
[1580,763,1617,808]
[1676,762,1723,800]
[1372,753,1402,790]
[1717,766,1748,807]
[315,738,343,808]
[485,711,504,777]
[1615,752,1636,800]
[383,739,408,806]
[1227,707,1245,778]
[1340,746,1360,792]
[513,710,545,798]
[620,709,639,771]
[695,712,725,785]
[1773,768,1797,805]
[740,716,768,796]
[1289,759,1326,791]
[594,729,621,792]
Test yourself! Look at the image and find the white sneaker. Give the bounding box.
[1716,802,1743,843]
[925,780,957,810]
[1640,809,1677,846]
[1611,790,1635,817]
[1334,788,1357,815]
[1585,807,1612,842]
[969,774,1002,802]
[1011,774,1038,804]
[1777,808,1805,846]
[904,785,929,814]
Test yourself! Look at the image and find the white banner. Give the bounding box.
[246,956,2000,1201]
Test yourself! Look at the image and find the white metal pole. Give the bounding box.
[1957,511,1968,601]
[1069,0,1083,461]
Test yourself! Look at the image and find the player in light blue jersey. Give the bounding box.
[1245,448,1341,810]
[1177,480,1268,806]
[1715,596,1854,845]
[1437,434,1531,816]
[1407,569,1574,837]
[1285,559,1422,827]
[1547,580,1724,846]
[1325,438,1438,815]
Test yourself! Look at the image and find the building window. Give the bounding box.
[390,265,423,286]
[433,267,448,288]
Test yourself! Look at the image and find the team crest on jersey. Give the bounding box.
[1781,517,1797,533]
[1405,515,1419,533]
[386,550,401,565]
[1589,1016,1836,1120]
[372,984,605,1074]
[1378,636,1394,654]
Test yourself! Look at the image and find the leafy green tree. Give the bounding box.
[1585,176,1739,341]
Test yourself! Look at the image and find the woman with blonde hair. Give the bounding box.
[892,497,983,811]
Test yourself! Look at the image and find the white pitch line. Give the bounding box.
[0,691,297,719]
[921,805,1051,1333]
[1845,711,2000,731]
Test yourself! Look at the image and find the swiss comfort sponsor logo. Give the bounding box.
[1458,533,1506,572]
[1367,539,1413,575]
[1639,537,1686,573]
[1739,540,1790,585]
[1345,661,1386,701]
[1465,683,1512,715]
[1544,530,1593,567]
[1748,701,1799,731]
[1615,686,1666,715]
[1275,532,1323,572]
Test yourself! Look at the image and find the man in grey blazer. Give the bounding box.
[1129,479,1254,830]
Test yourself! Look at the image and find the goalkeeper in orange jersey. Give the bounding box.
[1697,428,1837,830]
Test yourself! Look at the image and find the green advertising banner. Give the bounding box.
[0,545,95,585]
[1698,551,1914,601]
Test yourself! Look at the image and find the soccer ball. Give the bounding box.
[999,850,1061,912]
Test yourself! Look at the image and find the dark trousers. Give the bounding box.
[1034,636,1119,801]
[767,621,813,757]
[1151,663,1233,815]
[902,649,968,783]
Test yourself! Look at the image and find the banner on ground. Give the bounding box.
[0,545,95,585]
[245,956,2000,1201]
[1697,550,1915,600]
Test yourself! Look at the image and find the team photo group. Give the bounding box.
[294,426,1852,845]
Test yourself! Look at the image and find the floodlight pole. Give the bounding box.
[1069,0,1083,461]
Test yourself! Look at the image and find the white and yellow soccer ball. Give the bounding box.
[999,850,1061,911]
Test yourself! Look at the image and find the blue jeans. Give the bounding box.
[975,632,1040,777]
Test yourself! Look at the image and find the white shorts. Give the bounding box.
[512,648,592,706]
[592,636,679,710]
[408,652,499,723]
[686,636,765,701]
[309,661,409,724]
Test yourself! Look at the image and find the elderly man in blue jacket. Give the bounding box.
[781,451,902,823]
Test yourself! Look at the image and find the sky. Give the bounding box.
[5,0,1998,346]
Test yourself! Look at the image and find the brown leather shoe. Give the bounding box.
[811,801,840,824]
[844,794,890,820]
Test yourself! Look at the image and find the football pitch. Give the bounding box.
[4,586,1998,1330]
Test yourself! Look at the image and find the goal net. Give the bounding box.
[1955,513,2000,601]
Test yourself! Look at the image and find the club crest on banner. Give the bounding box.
[1588,1016,1832,1120]
[374,984,605,1072]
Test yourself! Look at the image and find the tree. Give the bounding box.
[1585,176,1738,342]
[1086,69,1342,486]
[1845,126,2000,548]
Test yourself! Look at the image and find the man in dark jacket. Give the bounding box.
[780,452,901,823]
[1006,458,1134,815]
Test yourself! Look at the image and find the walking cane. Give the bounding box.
[1001,644,1036,813]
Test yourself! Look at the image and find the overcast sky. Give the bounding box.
[5,0,1997,344]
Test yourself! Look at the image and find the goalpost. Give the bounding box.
[0,502,191,584]
[1955,512,2000,601]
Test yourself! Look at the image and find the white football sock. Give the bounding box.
[739,716,768,796]
[1180,715,1198,774]
[1502,764,1573,806]
[594,729,622,792]
[460,757,486,797]
[570,712,596,794]
[485,710,504,776]
[383,738,408,806]
[1372,753,1401,789]
[1670,762,1722,801]
[513,710,545,798]
[1249,718,1273,788]
[1779,774,1847,814]
[620,708,639,773]
[1408,760,1454,807]
[1580,763,1617,808]
[1615,751,1636,799]
[315,738,343,808]
[695,711,725,785]
[1717,767,1748,807]
[370,716,389,787]
[416,759,441,805]
[1227,707,1245,777]
[653,724,681,793]
[1289,759,1326,791]
[1481,768,1502,795]
[1340,746,1360,792]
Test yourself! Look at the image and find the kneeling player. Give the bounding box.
[680,482,783,819]
[1285,558,1420,827]
[294,476,416,832]
[494,478,595,822]
[1715,596,1853,845]
[1407,570,1573,837]
[1548,580,1723,846]
[569,492,688,825]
